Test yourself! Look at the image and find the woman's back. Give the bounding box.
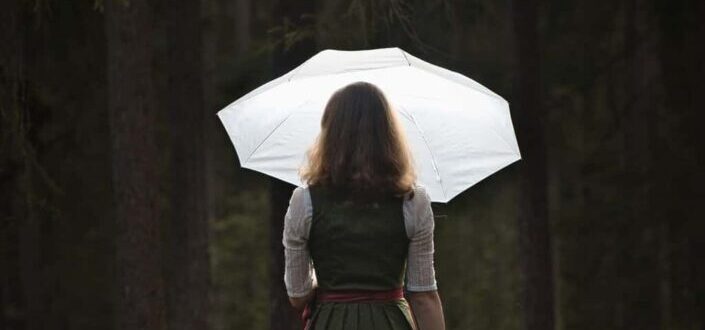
[308,184,409,292]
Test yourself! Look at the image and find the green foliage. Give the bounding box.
[211,187,269,330]
[316,0,440,51]
[435,170,520,330]
[266,14,317,52]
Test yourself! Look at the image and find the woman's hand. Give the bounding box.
[407,290,445,330]
[289,288,316,312]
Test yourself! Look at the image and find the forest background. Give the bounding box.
[1,0,703,329]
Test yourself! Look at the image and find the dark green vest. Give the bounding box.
[308,184,410,291]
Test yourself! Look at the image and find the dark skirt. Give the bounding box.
[307,299,415,330]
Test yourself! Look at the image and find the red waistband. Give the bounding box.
[302,288,404,329]
[315,288,404,303]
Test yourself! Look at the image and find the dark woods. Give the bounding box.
[1,0,703,330]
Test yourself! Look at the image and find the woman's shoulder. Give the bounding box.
[292,185,310,196]
[402,184,433,237]
[289,185,313,215]
[403,183,431,204]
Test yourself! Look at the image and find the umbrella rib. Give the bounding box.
[287,68,301,82]
[399,48,411,66]
[399,108,448,201]
[401,49,504,102]
[244,112,295,165]
[473,102,521,156]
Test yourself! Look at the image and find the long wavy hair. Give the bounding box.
[299,81,416,200]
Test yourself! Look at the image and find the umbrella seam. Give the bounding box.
[402,50,505,102]
[473,101,521,156]
[419,68,503,101]
[400,109,448,201]
[287,55,317,82]
[287,68,301,82]
[244,111,295,165]
[399,48,411,66]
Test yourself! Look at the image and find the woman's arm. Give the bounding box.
[282,187,316,310]
[407,290,445,330]
[405,186,445,329]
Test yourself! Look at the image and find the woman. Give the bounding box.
[283,81,445,330]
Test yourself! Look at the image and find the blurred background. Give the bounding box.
[1,0,703,329]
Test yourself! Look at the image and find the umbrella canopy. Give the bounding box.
[217,47,520,203]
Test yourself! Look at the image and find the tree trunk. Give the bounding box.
[269,179,298,330]
[105,1,167,329]
[163,1,211,330]
[202,0,252,224]
[623,1,660,328]
[1,2,25,328]
[655,0,705,327]
[0,2,51,329]
[511,1,555,329]
[269,2,316,329]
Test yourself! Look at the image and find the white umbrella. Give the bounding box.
[217,47,520,203]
